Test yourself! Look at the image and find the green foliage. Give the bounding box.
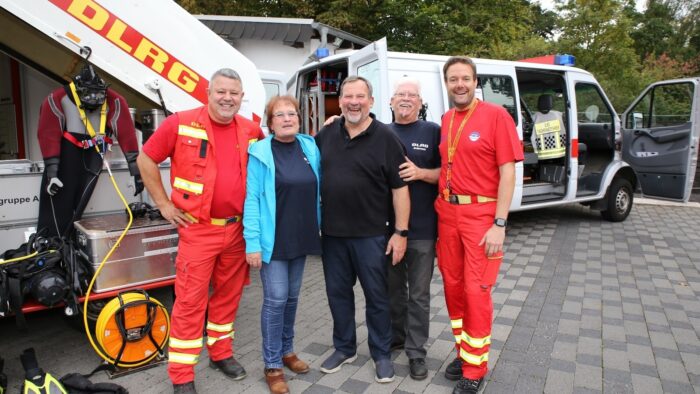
[555,0,643,109]
[179,0,700,111]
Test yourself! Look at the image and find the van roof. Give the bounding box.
[299,49,593,77]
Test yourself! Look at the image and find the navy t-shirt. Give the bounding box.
[390,120,441,240]
[270,138,321,260]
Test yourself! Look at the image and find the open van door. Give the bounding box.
[347,37,390,123]
[622,78,699,201]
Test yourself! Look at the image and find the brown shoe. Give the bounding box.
[282,353,310,374]
[264,368,289,394]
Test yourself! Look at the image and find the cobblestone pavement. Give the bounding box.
[2,202,700,393]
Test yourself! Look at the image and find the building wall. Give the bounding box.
[234,38,322,82]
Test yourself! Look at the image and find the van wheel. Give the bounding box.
[600,178,633,222]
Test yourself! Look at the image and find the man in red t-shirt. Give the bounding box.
[138,68,264,394]
[436,57,523,394]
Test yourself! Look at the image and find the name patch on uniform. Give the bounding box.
[469,131,481,142]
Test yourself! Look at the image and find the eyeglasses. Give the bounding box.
[272,111,298,119]
[394,92,419,99]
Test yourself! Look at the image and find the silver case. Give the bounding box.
[74,213,178,293]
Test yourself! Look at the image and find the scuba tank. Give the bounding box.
[20,348,67,394]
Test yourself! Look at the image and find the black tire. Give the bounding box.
[600,178,633,222]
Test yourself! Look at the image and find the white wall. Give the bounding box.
[234,38,320,82]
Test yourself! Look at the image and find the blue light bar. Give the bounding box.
[554,54,575,66]
[315,47,330,59]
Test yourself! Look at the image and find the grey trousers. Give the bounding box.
[388,239,435,359]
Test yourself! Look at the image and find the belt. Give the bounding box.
[185,212,241,225]
[210,216,241,226]
[444,194,497,205]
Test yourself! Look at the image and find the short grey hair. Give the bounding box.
[210,68,241,83]
[340,75,373,98]
[393,76,422,95]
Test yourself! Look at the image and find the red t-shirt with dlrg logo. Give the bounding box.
[438,100,523,198]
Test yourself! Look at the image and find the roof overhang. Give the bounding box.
[196,15,370,49]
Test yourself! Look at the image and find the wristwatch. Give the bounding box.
[493,218,507,227]
[394,228,409,237]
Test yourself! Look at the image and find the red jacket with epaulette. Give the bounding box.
[166,106,261,222]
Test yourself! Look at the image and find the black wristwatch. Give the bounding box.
[394,228,409,237]
[494,218,507,227]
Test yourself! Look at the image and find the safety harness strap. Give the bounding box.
[62,132,113,150]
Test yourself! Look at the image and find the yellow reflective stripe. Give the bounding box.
[207,321,234,332]
[174,177,203,195]
[184,212,199,223]
[169,352,199,365]
[459,348,488,366]
[538,147,566,159]
[207,331,234,346]
[169,337,203,349]
[178,125,209,140]
[450,319,463,329]
[248,138,258,145]
[454,335,462,344]
[461,332,491,349]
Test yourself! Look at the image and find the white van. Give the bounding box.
[293,38,699,221]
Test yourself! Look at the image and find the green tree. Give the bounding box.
[556,0,642,109]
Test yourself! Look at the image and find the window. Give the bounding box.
[575,83,613,124]
[478,76,518,124]
[625,82,694,129]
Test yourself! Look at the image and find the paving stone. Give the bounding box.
[656,358,691,384]
[6,204,700,394]
[574,364,603,391]
[544,369,575,394]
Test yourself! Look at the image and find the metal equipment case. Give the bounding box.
[74,213,178,293]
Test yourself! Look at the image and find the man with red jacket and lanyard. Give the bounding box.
[138,68,264,394]
[36,64,142,238]
[436,57,523,394]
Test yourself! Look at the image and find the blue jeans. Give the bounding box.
[260,255,307,369]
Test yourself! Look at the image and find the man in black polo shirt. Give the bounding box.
[315,75,410,383]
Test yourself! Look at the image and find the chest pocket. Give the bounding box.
[177,125,209,167]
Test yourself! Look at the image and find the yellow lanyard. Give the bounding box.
[443,99,478,200]
[68,82,107,151]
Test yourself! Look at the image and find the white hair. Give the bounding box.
[393,76,422,95]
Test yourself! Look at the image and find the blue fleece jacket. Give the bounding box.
[243,134,321,263]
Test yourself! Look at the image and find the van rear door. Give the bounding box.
[347,38,390,123]
[621,78,699,201]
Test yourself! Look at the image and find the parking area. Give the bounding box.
[2,201,700,393]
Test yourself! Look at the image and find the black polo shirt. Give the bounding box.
[315,117,407,237]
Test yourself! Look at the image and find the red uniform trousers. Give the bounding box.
[435,197,502,380]
[167,221,248,384]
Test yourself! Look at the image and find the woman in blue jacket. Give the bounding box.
[243,95,321,394]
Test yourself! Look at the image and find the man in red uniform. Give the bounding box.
[37,64,142,238]
[436,57,523,394]
[138,68,264,394]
